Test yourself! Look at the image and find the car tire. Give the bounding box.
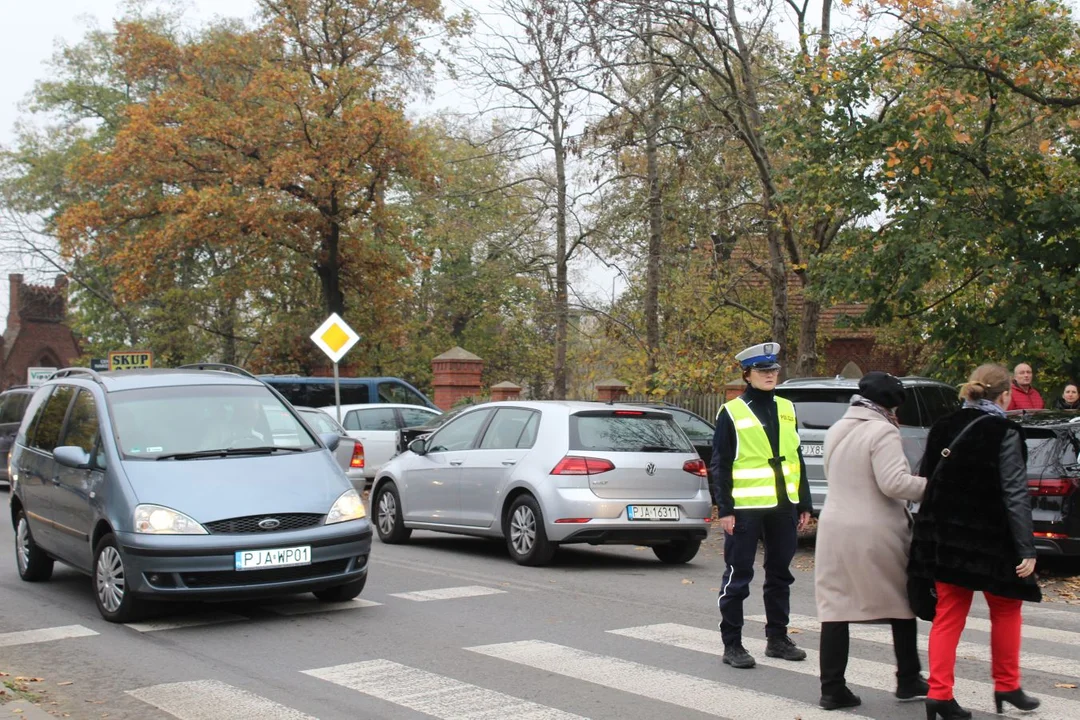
[93,533,145,623]
[374,483,411,544]
[313,575,367,602]
[505,495,556,567]
[652,538,702,564]
[14,509,54,582]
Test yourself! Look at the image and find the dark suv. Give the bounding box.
[1,387,35,486]
[1017,411,1080,556]
[775,376,961,513]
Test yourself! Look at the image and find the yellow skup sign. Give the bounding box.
[108,351,154,371]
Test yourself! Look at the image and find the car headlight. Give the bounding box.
[326,489,366,524]
[134,504,208,535]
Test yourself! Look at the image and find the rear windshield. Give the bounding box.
[110,384,318,459]
[774,390,855,430]
[1025,427,1080,474]
[570,411,693,452]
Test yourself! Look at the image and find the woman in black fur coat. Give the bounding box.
[908,363,1040,720]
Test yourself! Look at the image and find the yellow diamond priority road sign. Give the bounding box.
[310,313,360,363]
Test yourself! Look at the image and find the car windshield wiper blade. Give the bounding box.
[156,446,305,461]
[638,445,679,452]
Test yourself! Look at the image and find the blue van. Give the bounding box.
[259,376,436,410]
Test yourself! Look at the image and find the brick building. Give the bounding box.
[1,274,81,389]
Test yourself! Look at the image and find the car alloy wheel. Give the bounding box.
[16,517,31,573]
[378,490,397,536]
[96,545,126,613]
[510,504,537,555]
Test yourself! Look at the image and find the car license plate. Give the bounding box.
[235,545,311,571]
[627,505,680,521]
[801,443,824,457]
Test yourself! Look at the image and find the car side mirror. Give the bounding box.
[319,432,341,452]
[54,445,91,469]
[408,437,427,455]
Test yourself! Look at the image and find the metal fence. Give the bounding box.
[617,392,728,422]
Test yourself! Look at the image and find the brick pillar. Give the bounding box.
[491,381,522,402]
[595,378,628,403]
[432,347,484,411]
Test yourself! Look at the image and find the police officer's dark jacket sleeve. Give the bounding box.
[794,408,812,514]
[710,406,737,517]
[999,427,1036,559]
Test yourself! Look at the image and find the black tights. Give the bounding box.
[820,619,921,695]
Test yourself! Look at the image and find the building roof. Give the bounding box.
[433,347,482,362]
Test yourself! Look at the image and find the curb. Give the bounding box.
[3,700,55,719]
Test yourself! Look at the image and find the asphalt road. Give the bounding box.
[3,496,1080,720]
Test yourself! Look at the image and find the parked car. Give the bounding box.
[294,407,366,491]
[774,376,961,514]
[320,403,443,481]
[624,402,715,476]
[260,375,436,409]
[9,366,371,622]
[1,386,35,486]
[1016,410,1080,556]
[372,401,711,566]
[397,406,466,454]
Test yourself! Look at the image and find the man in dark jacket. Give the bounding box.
[711,342,813,669]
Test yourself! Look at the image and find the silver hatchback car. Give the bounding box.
[372,401,712,565]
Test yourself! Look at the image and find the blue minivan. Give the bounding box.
[259,376,436,410]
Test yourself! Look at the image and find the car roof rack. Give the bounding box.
[176,363,259,380]
[50,367,106,384]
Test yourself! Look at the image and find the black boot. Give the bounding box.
[765,635,807,661]
[820,687,862,711]
[896,675,929,701]
[994,689,1040,713]
[924,698,972,720]
[722,644,756,669]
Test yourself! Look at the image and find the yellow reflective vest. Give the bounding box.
[721,396,801,509]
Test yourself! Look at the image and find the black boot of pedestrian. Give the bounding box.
[994,689,1040,713]
[895,675,930,701]
[765,635,807,661]
[924,698,972,720]
[722,644,756,669]
[820,687,862,711]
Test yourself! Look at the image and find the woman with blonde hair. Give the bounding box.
[909,364,1040,719]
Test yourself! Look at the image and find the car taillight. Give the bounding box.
[683,459,708,477]
[350,441,365,469]
[551,456,615,475]
[614,410,645,416]
[1034,531,1070,539]
[1028,478,1078,496]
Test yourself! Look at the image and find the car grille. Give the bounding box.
[204,513,324,535]
[180,559,351,588]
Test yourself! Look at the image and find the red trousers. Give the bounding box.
[928,581,1023,699]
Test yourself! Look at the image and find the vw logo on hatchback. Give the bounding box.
[645,463,656,476]
[258,518,281,530]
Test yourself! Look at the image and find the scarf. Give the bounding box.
[850,393,899,427]
[963,398,1007,417]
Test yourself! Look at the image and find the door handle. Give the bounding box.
[501,460,517,466]
[449,460,463,466]
[50,476,61,486]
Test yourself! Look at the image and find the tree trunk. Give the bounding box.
[317,220,345,317]
[554,126,569,400]
[221,295,238,365]
[795,296,821,377]
[644,107,662,385]
[766,223,790,376]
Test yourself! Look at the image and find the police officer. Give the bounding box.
[712,342,813,669]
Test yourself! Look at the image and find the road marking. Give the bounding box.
[127,680,315,719]
[467,640,874,719]
[611,623,1080,720]
[389,585,507,602]
[771,612,1080,645]
[264,598,382,616]
[126,613,248,632]
[755,614,1080,679]
[304,659,585,719]
[0,625,98,647]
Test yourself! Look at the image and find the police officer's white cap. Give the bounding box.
[736,342,781,370]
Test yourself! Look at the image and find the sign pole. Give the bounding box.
[333,361,342,424]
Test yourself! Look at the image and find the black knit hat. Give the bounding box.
[859,371,906,409]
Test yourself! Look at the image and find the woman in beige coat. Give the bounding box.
[815,372,928,711]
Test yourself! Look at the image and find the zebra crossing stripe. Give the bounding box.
[0,625,97,647]
[611,623,1080,720]
[388,585,507,602]
[127,680,315,719]
[265,598,382,616]
[303,659,585,719]
[753,614,1080,680]
[772,612,1080,646]
[126,613,248,632]
[467,640,875,719]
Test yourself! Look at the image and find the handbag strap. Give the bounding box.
[930,414,996,481]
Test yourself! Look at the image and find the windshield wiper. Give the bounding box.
[638,445,681,452]
[156,446,305,461]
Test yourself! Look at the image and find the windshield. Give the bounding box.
[300,409,342,435]
[775,389,855,430]
[111,385,318,460]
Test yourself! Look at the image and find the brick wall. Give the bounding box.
[1,274,81,389]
